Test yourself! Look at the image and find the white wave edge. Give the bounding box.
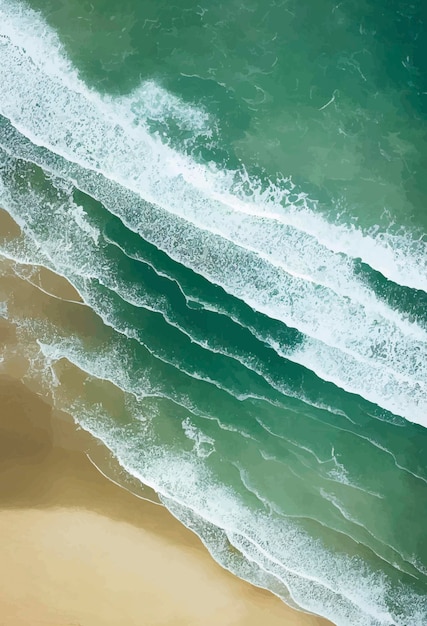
[0,2,427,309]
[0,164,426,426]
[60,399,427,626]
[0,1,426,296]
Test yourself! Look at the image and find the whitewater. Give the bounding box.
[1,0,426,624]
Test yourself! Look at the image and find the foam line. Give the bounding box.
[0,7,426,371]
[1,2,425,295]
[63,401,427,626]
[1,137,426,423]
[1,153,426,424]
[0,195,294,409]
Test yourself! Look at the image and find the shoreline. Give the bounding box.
[0,370,332,626]
[0,228,332,625]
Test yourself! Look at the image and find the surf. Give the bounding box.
[1,1,427,625]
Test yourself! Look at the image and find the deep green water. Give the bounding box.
[0,0,426,623]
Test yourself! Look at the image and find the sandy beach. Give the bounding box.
[0,304,332,626]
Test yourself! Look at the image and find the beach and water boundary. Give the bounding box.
[1,0,426,623]
[0,272,330,625]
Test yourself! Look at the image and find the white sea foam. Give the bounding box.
[2,171,426,423]
[1,2,426,294]
[0,3,426,309]
[113,81,214,138]
[51,393,427,626]
[3,138,425,423]
[68,204,100,246]
[1,6,427,424]
[0,300,8,319]
[0,188,309,426]
[1,4,426,623]
[182,417,215,458]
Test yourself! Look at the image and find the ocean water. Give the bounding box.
[0,0,426,623]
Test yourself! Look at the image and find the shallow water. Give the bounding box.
[0,0,426,623]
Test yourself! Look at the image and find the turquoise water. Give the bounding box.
[0,0,426,623]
